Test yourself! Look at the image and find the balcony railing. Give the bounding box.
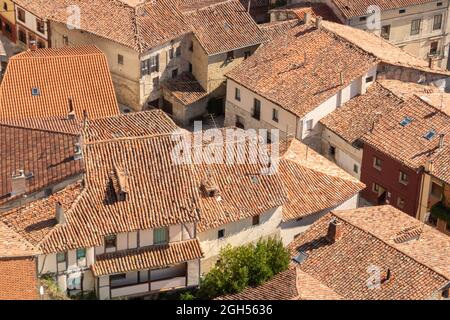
[110,276,187,299]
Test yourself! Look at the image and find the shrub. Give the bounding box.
[197,237,289,299]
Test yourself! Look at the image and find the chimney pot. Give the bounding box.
[326,218,343,243]
[11,170,27,196]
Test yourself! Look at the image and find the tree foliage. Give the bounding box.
[197,237,290,299]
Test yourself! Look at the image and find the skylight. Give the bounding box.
[31,87,40,96]
[424,130,436,140]
[399,116,412,127]
[293,251,308,265]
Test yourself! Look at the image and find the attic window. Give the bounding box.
[399,116,412,127]
[424,130,436,140]
[31,88,40,96]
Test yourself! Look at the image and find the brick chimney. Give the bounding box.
[326,218,343,243]
[11,170,27,196]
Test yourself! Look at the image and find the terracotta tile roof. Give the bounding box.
[0,123,84,204]
[162,72,208,106]
[84,110,179,143]
[320,82,404,144]
[92,238,203,276]
[288,206,450,300]
[216,267,342,300]
[0,46,119,121]
[259,20,302,41]
[0,223,40,258]
[280,139,364,221]
[3,117,81,135]
[0,183,83,249]
[333,205,450,279]
[361,96,450,170]
[321,20,450,77]
[331,0,437,19]
[239,0,269,9]
[179,0,267,54]
[226,24,378,117]
[216,268,300,300]
[15,0,189,53]
[428,145,450,184]
[195,133,288,232]
[378,80,450,116]
[270,2,341,23]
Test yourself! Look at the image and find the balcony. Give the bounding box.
[110,276,187,299]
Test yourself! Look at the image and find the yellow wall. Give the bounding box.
[1,0,15,24]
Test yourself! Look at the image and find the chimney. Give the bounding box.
[303,12,312,25]
[382,268,392,284]
[74,142,83,160]
[68,98,75,120]
[315,16,323,30]
[339,72,344,86]
[326,218,343,243]
[201,178,220,198]
[29,40,37,51]
[111,165,129,202]
[439,134,445,149]
[11,170,27,196]
[55,201,65,224]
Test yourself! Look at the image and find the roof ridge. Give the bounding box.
[0,121,80,137]
[331,209,450,280]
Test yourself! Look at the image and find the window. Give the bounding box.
[188,63,192,73]
[244,51,251,59]
[172,68,178,79]
[373,157,382,170]
[3,3,7,11]
[235,115,244,129]
[399,9,406,14]
[19,30,27,44]
[430,41,439,56]
[399,171,408,185]
[329,146,336,157]
[63,35,69,46]
[168,48,174,59]
[152,76,159,89]
[252,99,261,120]
[372,183,380,193]
[397,197,405,209]
[437,2,443,6]
[272,109,278,122]
[400,116,412,127]
[218,229,225,239]
[104,234,117,249]
[141,54,159,76]
[381,25,391,40]
[226,51,234,62]
[428,214,437,226]
[17,8,25,22]
[430,182,443,198]
[175,46,181,57]
[252,215,260,226]
[359,16,367,22]
[153,227,169,245]
[37,40,45,49]
[110,273,127,282]
[424,130,436,140]
[56,252,67,263]
[410,19,421,35]
[433,14,442,31]
[31,88,40,96]
[118,54,124,65]
[266,131,272,144]
[76,248,86,260]
[235,87,241,101]
[305,119,313,132]
[365,76,374,83]
[36,19,45,34]
[353,164,359,174]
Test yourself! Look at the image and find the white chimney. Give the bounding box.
[315,16,323,30]
[304,12,312,25]
[55,201,65,224]
[74,142,83,160]
[11,170,26,196]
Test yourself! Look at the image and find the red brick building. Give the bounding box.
[360,96,449,218]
